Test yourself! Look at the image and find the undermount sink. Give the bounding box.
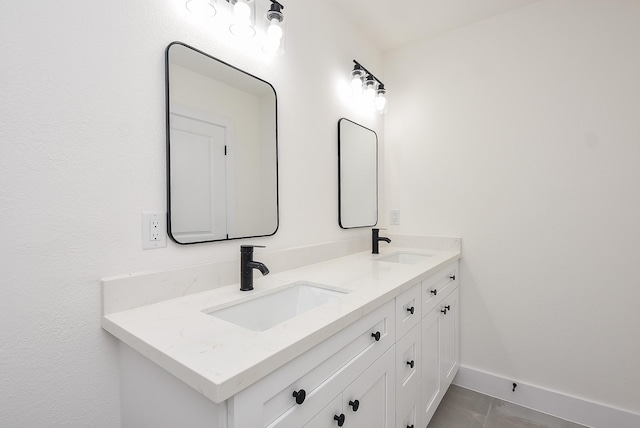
[376,252,432,265]
[205,282,350,332]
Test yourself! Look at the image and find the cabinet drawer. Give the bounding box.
[229,300,395,428]
[422,262,458,315]
[395,282,421,340]
[395,323,421,409]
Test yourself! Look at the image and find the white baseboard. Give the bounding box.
[453,365,640,428]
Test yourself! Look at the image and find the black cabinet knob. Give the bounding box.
[441,308,448,315]
[407,360,415,368]
[407,425,414,428]
[371,331,381,341]
[444,305,451,311]
[349,399,360,411]
[450,274,456,281]
[430,289,437,295]
[406,306,415,315]
[334,413,345,426]
[292,389,306,405]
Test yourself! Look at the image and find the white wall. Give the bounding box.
[0,1,383,426]
[384,0,640,414]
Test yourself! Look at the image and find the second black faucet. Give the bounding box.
[372,228,391,254]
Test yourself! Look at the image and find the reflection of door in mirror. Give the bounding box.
[170,106,232,242]
[166,42,279,244]
[338,118,378,229]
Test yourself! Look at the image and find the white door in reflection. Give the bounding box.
[170,110,233,241]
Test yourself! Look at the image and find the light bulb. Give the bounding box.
[185,0,216,17]
[230,0,255,38]
[350,67,365,95]
[364,77,377,103]
[267,19,283,40]
[375,94,387,112]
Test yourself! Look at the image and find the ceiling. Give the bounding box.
[327,0,540,51]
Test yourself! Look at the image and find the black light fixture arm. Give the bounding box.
[353,59,384,87]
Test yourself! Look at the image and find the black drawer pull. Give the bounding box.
[349,399,360,411]
[441,308,448,315]
[406,306,415,315]
[292,389,306,405]
[450,274,456,280]
[407,360,415,368]
[371,331,381,341]
[430,289,437,295]
[334,413,345,426]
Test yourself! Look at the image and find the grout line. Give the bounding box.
[483,398,494,428]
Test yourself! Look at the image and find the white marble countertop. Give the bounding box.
[102,245,460,403]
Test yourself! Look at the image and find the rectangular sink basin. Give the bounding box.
[205,282,350,332]
[376,252,432,265]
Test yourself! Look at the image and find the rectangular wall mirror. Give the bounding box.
[338,118,378,229]
[165,42,279,244]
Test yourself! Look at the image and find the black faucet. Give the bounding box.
[372,228,391,254]
[240,245,270,291]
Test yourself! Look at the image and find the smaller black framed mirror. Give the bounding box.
[338,118,378,229]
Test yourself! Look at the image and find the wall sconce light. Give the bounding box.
[184,0,286,55]
[350,60,387,114]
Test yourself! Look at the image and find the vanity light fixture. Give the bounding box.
[184,0,286,54]
[350,60,387,114]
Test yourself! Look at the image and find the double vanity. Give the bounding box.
[102,236,461,428]
[145,40,462,428]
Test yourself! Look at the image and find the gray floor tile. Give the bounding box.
[485,399,587,428]
[427,402,486,428]
[441,384,493,416]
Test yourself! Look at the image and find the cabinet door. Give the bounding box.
[304,395,344,428]
[440,287,459,387]
[342,347,396,428]
[395,323,421,409]
[421,309,441,424]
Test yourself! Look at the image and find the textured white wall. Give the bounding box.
[0,1,382,426]
[384,0,640,414]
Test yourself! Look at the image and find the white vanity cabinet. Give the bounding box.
[420,263,460,425]
[113,255,461,428]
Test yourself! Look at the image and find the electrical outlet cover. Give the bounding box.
[142,212,167,249]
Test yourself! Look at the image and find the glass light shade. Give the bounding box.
[263,12,285,55]
[186,0,217,17]
[350,68,365,95]
[230,0,256,38]
[374,88,387,113]
[364,77,377,103]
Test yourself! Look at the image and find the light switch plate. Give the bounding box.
[390,210,400,225]
[142,212,167,249]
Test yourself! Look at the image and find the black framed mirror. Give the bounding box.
[338,118,378,229]
[166,42,279,244]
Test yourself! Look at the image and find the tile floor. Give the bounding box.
[426,385,588,428]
